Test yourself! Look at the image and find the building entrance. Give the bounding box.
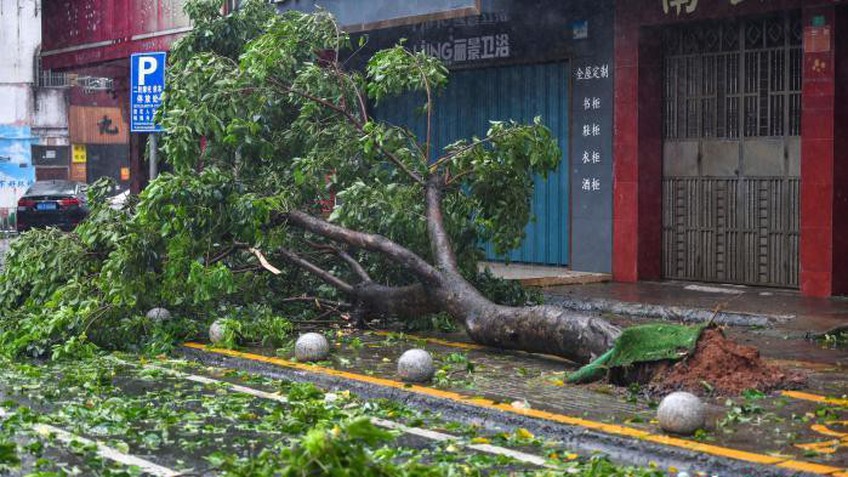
[662,12,802,287]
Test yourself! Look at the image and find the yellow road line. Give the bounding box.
[769,359,841,372]
[782,391,848,407]
[371,331,486,351]
[373,333,845,407]
[370,331,575,363]
[183,343,847,475]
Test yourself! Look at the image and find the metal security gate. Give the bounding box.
[378,62,570,265]
[662,13,802,287]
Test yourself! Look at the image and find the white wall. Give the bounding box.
[0,84,32,124]
[33,88,68,145]
[0,0,43,214]
[0,0,41,86]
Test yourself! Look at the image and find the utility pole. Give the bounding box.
[149,134,158,180]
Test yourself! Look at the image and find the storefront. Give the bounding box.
[613,0,848,296]
[343,0,617,271]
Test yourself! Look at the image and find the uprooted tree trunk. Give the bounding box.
[266,176,621,365]
[173,16,622,364]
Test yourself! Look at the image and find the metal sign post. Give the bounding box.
[130,52,167,181]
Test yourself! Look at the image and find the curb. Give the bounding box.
[177,346,823,477]
[544,295,794,327]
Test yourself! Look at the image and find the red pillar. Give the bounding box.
[830,6,848,295]
[800,6,837,297]
[612,12,663,283]
[612,13,640,282]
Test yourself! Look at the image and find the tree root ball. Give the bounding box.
[146,307,171,322]
[397,349,435,383]
[657,391,705,435]
[295,333,330,362]
[209,320,228,345]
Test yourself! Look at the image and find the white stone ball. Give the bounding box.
[209,320,228,345]
[295,333,330,362]
[397,349,435,383]
[657,392,705,435]
[146,307,171,322]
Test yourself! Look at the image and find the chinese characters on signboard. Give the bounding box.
[72,144,87,164]
[575,65,609,81]
[575,63,609,194]
[411,12,512,66]
[415,33,511,65]
[132,84,165,130]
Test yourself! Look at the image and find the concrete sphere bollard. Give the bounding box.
[397,349,435,383]
[657,391,705,435]
[295,333,331,362]
[209,319,228,345]
[146,307,171,322]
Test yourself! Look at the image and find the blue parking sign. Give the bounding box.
[130,52,167,132]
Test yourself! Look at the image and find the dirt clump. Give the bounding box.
[649,327,806,396]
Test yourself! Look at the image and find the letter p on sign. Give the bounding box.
[138,57,158,85]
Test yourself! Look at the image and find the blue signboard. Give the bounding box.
[130,52,167,133]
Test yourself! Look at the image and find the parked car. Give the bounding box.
[16,180,89,232]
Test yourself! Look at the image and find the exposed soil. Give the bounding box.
[647,327,807,396]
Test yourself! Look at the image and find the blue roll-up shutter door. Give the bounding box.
[378,61,570,266]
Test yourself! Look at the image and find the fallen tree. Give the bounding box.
[0,3,805,397]
[159,3,621,363]
[1,0,618,363]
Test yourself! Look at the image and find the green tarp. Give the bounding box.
[567,323,707,384]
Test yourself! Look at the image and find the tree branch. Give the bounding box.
[305,240,372,283]
[207,245,237,265]
[284,210,443,286]
[445,168,474,187]
[337,249,372,283]
[267,78,424,185]
[331,56,369,123]
[248,247,283,275]
[273,248,355,295]
[249,246,355,295]
[279,296,351,310]
[425,175,460,273]
[404,49,434,162]
[429,129,510,173]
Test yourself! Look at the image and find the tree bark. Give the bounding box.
[421,178,620,363]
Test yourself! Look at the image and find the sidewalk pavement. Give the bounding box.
[543,280,848,336]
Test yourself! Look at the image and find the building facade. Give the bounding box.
[279,0,848,295]
[39,0,192,194]
[35,0,848,296]
[612,0,848,297]
[0,0,69,229]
